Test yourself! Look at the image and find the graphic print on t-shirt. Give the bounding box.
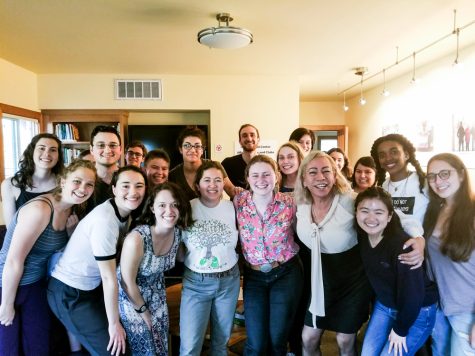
[391,196,415,215]
[186,219,232,270]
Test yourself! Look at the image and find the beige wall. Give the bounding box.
[0,58,38,110]
[299,101,345,126]
[38,74,300,161]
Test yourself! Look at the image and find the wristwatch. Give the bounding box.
[135,303,147,313]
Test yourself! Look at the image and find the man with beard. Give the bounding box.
[222,124,260,188]
[88,125,122,209]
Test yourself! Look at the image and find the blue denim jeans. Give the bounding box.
[362,300,436,356]
[243,256,303,356]
[431,308,475,356]
[179,264,240,356]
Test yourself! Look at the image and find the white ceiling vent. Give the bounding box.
[115,80,162,100]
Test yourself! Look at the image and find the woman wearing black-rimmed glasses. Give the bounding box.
[168,127,237,201]
[424,153,475,356]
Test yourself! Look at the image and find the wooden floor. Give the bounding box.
[166,282,367,356]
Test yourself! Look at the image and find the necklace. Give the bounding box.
[388,173,410,192]
[311,199,332,224]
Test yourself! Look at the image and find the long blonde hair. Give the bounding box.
[294,151,351,204]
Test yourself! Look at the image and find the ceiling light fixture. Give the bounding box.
[410,52,420,84]
[381,69,390,97]
[354,67,367,105]
[343,92,349,112]
[197,13,253,49]
[453,28,461,66]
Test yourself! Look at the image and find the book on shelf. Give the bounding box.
[62,147,84,165]
[55,123,80,141]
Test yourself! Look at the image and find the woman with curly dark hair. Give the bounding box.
[1,133,64,226]
[370,134,429,224]
[168,126,237,200]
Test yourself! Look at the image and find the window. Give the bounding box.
[1,114,39,178]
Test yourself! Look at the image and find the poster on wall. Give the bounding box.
[414,120,434,152]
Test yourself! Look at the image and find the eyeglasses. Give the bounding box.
[182,143,204,151]
[427,169,454,183]
[94,143,120,150]
[126,151,143,158]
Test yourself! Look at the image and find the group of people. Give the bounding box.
[0,123,473,356]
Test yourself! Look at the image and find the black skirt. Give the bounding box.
[304,244,372,333]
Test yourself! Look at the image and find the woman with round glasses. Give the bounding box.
[169,127,237,201]
[423,153,475,356]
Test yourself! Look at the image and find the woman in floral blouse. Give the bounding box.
[234,155,303,356]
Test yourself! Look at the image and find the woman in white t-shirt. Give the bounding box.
[371,134,429,225]
[179,161,240,356]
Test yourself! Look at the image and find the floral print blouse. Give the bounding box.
[234,190,299,266]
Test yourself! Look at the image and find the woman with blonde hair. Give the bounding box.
[0,159,96,355]
[294,151,425,356]
[277,141,304,194]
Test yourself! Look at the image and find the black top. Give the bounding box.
[221,154,247,188]
[358,229,438,336]
[15,189,51,210]
[168,159,224,201]
[86,178,113,214]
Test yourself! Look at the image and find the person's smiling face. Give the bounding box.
[278,146,299,176]
[377,140,409,181]
[247,162,276,197]
[303,156,336,199]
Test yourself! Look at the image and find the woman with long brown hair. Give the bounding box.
[423,153,475,355]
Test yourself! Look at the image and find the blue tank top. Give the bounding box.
[0,197,69,286]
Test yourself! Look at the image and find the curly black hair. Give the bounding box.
[11,133,64,190]
[370,134,425,193]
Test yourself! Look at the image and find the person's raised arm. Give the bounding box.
[0,201,50,326]
[118,231,152,330]
[97,259,126,356]
[1,179,17,227]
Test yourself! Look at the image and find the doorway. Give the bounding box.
[304,125,348,154]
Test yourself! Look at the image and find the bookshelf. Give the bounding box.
[41,109,128,165]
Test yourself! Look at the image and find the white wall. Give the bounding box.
[345,43,475,182]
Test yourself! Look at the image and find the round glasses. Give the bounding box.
[182,143,203,151]
[427,169,454,183]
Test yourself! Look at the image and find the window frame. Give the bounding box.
[0,103,42,183]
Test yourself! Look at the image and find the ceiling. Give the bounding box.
[1,0,475,101]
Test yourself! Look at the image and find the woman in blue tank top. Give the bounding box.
[0,159,96,356]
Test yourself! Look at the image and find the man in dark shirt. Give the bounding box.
[221,124,260,188]
[88,125,121,211]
